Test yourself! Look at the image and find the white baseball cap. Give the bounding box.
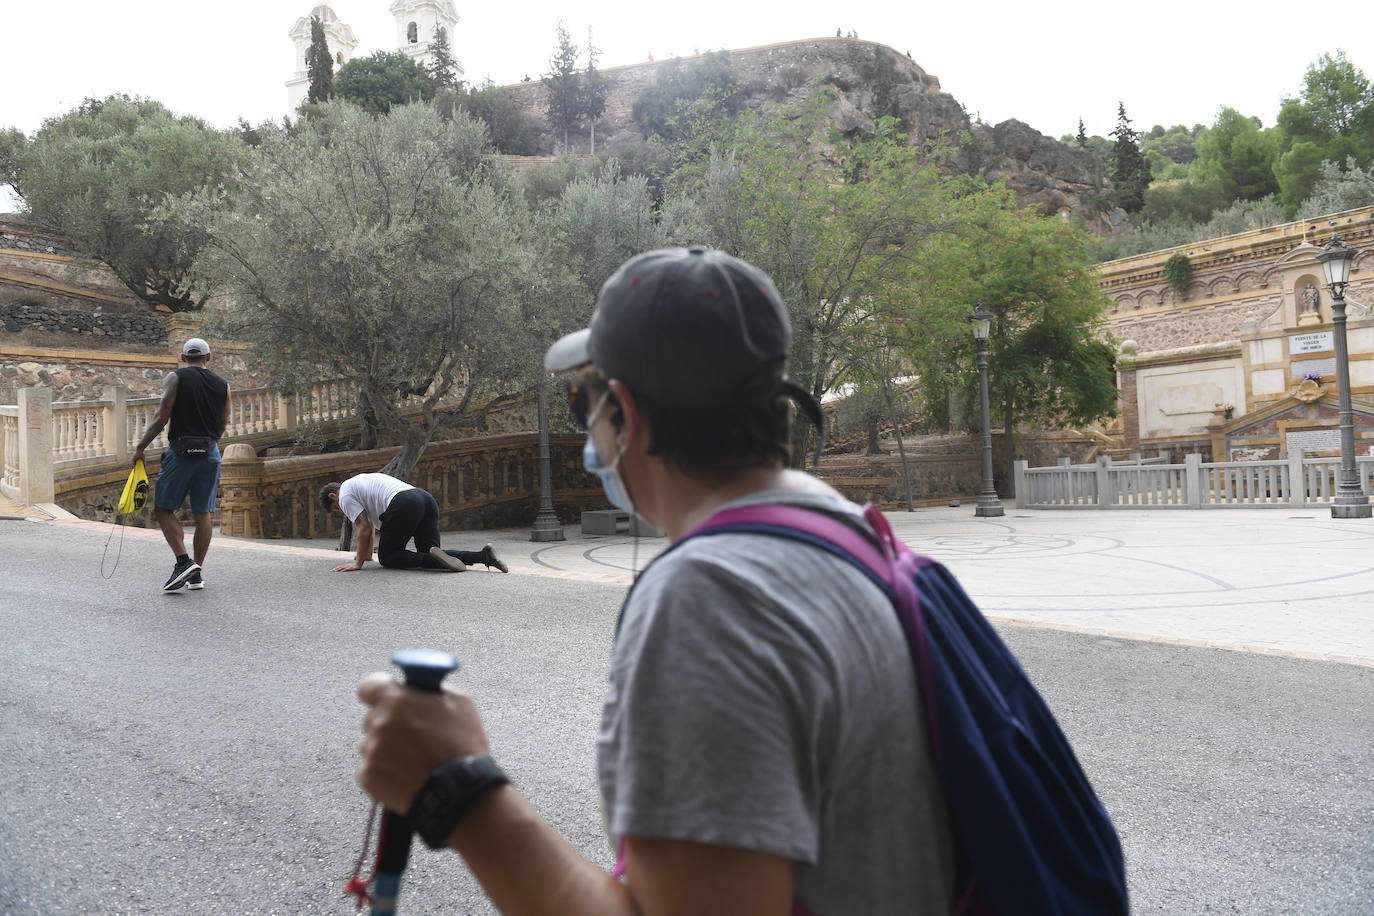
[182,338,211,357]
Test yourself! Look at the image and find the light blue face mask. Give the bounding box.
[583,435,634,512]
[582,391,635,513]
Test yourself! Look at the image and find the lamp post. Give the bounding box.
[968,302,1004,518]
[529,378,566,541]
[1316,234,1372,519]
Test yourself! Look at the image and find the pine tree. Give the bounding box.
[581,29,608,155]
[306,16,334,105]
[1075,118,1087,147]
[1109,103,1149,213]
[427,24,459,90]
[544,21,581,151]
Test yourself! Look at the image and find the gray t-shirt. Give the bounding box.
[597,489,955,913]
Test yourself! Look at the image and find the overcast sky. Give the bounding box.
[2,2,1369,159]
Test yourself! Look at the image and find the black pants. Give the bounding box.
[377,488,484,569]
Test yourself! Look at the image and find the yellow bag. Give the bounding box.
[118,460,149,514]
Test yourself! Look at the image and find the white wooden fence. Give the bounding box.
[1015,452,1374,509]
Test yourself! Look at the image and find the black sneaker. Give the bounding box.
[480,544,509,573]
[187,570,204,590]
[163,557,201,592]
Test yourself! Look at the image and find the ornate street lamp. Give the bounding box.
[968,301,1004,517]
[529,378,566,541]
[1315,234,1371,519]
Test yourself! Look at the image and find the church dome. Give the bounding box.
[309,4,339,23]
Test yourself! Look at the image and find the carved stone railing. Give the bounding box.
[1015,452,1374,509]
[2,381,360,505]
[1,404,21,501]
[1,388,54,504]
[215,434,601,538]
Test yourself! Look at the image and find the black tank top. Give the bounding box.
[170,366,229,441]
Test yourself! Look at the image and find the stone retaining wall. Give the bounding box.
[0,216,83,259]
[1,345,261,402]
[819,431,1100,505]
[1,301,167,346]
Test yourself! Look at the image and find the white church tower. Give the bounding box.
[390,0,461,73]
[286,5,359,111]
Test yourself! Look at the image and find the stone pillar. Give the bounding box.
[1117,360,1139,454]
[1288,449,1306,507]
[1208,416,1227,464]
[18,386,54,505]
[217,442,265,538]
[103,385,128,464]
[1094,455,1114,507]
[277,393,298,436]
[1184,453,1203,508]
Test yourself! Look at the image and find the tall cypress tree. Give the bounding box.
[427,24,459,90]
[306,16,334,104]
[544,21,581,151]
[1109,103,1149,213]
[1075,118,1088,147]
[581,29,608,155]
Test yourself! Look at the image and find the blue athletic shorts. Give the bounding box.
[154,444,222,514]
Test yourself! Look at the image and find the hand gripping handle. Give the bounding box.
[371,649,460,916]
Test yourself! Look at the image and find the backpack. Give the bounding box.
[683,502,1129,915]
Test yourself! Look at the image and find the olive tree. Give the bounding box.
[7,95,247,312]
[162,102,540,480]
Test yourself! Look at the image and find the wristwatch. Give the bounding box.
[407,754,509,849]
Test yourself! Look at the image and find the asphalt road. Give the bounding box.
[1,519,1371,914]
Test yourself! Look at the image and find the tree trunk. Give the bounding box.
[865,418,881,456]
[881,377,915,511]
[379,421,431,483]
[1001,384,1016,498]
[358,390,381,451]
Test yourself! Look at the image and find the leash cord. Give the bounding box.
[100,513,127,579]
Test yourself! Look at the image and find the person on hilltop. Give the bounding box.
[132,337,231,592]
[352,248,956,913]
[319,472,508,574]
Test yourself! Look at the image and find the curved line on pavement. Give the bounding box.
[978,582,1374,612]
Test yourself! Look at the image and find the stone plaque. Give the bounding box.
[1292,357,1337,379]
[1290,331,1333,354]
[1286,428,1341,453]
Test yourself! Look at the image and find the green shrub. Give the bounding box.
[1162,253,1191,299]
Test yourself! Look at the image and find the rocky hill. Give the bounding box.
[502,37,1105,218]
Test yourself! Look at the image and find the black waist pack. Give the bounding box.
[172,436,216,460]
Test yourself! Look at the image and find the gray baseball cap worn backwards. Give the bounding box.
[544,246,824,446]
[182,338,211,357]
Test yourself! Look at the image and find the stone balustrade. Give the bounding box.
[216,434,599,539]
[2,381,353,504]
[4,381,604,535]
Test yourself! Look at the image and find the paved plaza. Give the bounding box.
[237,504,1374,666]
[1,506,1371,913]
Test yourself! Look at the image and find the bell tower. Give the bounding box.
[286,5,359,111]
[389,0,460,73]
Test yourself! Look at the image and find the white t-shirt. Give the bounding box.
[338,473,414,530]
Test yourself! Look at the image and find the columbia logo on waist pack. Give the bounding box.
[685,503,1129,916]
[172,436,215,460]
